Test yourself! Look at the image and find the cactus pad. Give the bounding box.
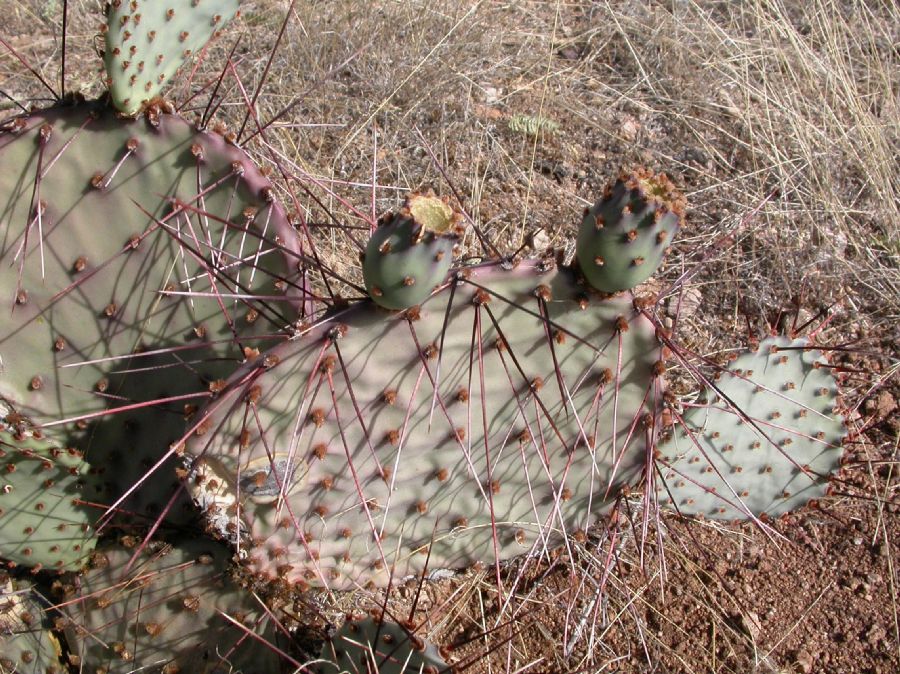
[318,615,450,674]
[576,169,683,293]
[0,579,65,673]
[0,429,97,571]
[656,336,846,519]
[187,259,661,590]
[104,0,242,115]
[362,193,462,310]
[0,103,298,522]
[61,538,280,673]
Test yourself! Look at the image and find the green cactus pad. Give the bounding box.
[362,193,462,310]
[186,259,662,590]
[317,615,450,674]
[0,429,97,571]
[61,538,280,674]
[656,336,846,519]
[0,579,66,674]
[576,169,684,293]
[104,0,242,115]
[0,103,299,524]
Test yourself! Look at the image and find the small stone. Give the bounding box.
[795,648,814,673]
[620,116,640,141]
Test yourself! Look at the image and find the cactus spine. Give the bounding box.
[318,615,450,674]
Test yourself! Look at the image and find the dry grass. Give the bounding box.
[234,0,899,326]
[1,0,898,672]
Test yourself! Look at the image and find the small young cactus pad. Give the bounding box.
[187,259,661,590]
[318,615,450,674]
[0,579,65,674]
[655,336,846,519]
[104,0,242,115]
[362,193,462,310]
[0,103,298,522]
[61,539,281,673]
[0,429,97,572]
[576,169,684,293]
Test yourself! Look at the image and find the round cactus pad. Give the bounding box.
[62,539,280,674]
[0,103,298,522]
[656,336,846,519]
[0,429,97,571]
[187,260,662,590]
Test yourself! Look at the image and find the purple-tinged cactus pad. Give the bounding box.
[656,336,846,519]
[0,103,299,522]
[187,259,662,590]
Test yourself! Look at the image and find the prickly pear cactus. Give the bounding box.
[0,428,97,571]
[318,615,450,674]
[576,169,683,293]
[0,579,65,673]
[60,538,281,674]
[362,193,463,310]
[187,259,662,590]
[104,0,242,115]
[0,103,299,522]
[656,336,846,519]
